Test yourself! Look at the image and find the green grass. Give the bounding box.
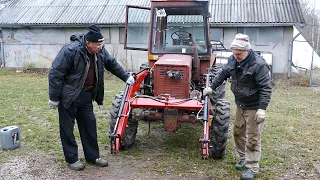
[313,68,320,74]
[1,69,320,179]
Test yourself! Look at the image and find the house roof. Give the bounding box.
[0,0,13,11]
[210,0,305,27]
[0,0,304,27]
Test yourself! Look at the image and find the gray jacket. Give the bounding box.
[211,50,272,110]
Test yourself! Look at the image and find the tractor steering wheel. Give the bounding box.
[171,31,191,44]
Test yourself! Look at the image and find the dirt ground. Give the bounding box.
[0,148,212,180]
[2,148,319,180]
[2,141,319,180]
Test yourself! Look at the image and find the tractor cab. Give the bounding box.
[125,0,214,77]
[149,3,210,55]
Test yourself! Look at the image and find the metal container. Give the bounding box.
[0,126,21,150]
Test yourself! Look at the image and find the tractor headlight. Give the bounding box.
[167,70,181,79]
[167,71,174,78]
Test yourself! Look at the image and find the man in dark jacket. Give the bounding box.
[203,33,272,180]
[48,24,135,171]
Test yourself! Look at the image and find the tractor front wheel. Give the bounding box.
[209,65,226,104]
[109,92,138,150]
[209,99,230,159]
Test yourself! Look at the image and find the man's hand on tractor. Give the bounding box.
[126,75,135,85]
[203,87,213,96]
[48,100,60,109]
[255,109,266,124]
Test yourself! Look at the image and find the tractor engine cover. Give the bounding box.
[154,54,192,99]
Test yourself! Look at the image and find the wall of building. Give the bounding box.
[0,26,296,74]
[2,28,65,68]
[0,27,148,71]
[219,26,293,73]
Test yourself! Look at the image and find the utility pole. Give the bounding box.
[309,0,316,86]
[317,12,320,59]
[317,29,320,57]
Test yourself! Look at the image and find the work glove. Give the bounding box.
[203,87,213,96]
[255,109,266,124]
[48,100,60,110]
[126,75,135,85]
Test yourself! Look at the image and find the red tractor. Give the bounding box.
[109,0,230,159]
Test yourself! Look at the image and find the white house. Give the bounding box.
[292,26,320,72]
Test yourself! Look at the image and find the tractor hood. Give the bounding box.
[155,54,192,67]
[153,54,192,99]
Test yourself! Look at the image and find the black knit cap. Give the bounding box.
[85,24,104,42]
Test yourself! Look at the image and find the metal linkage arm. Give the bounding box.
[200,73,211,159]
[110,68,150,154]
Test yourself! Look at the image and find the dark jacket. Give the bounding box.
[48,34,129,108]
[211,50,272,110]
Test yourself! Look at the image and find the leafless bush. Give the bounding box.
[274,73,310,88]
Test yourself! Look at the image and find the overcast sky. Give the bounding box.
[314,0,320,10]
[316,1,320,10]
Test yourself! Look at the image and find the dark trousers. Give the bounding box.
[58,90,99,163]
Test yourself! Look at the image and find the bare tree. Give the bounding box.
[299,0,320,55]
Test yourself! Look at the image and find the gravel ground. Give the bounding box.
[0,149,213,180]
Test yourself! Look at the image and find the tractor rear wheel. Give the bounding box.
[109,92,138,150]
[209,99,230,159]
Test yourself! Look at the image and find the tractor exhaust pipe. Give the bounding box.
[190,34,200,80]
[190,34,199,69]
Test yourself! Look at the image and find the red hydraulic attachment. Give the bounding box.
[110,68,211,159]
[109,69,149,154]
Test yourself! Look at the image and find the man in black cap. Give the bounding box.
[48,24,135,170]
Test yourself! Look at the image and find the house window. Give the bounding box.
[210,28,225,50]
[210,28,223,42]
[100,28,111,44]
[128,27,149,44]
[120,26,148,46]
[119,27,125,44]
[238,27,283,46]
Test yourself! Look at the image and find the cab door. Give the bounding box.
[124,5,151,51]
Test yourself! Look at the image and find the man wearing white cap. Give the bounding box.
[203,33,272,179]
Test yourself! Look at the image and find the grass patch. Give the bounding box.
[1,69,320,179]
